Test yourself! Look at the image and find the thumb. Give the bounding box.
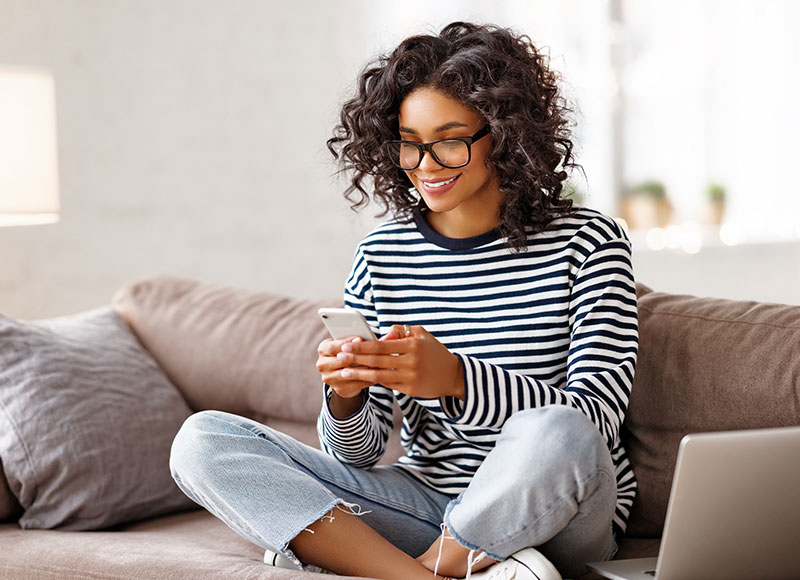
[381,324,408,341]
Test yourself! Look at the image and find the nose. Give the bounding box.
[417,149,441,171]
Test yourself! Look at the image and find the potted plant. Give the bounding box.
[621,180,672,229]
[705,183,726,225]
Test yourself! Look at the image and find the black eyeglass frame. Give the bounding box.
[385,126,491,170]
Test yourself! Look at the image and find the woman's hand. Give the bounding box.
[316,337,374,418]
[317,337,373,398]
[336,325,465,400]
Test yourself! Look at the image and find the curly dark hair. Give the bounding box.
[327,21,578,251]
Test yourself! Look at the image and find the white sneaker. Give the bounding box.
[466,547,562,580]
[263,549,330,574]
[263,549,296,569]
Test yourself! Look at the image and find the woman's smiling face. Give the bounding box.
[397,87,503,238]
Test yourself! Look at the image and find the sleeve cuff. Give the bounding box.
[441,353,478,425]
[321,385,370,427]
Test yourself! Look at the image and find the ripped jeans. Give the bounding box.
[169,405,618,578]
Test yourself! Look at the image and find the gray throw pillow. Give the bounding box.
[0,307,196,530]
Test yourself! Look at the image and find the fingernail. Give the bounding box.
[342,343,353,352]
[341,369,353,378]
[337,352,350,361]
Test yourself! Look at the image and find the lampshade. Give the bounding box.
[0,65,60,226]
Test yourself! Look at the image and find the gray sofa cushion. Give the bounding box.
[0,307,196,530]
[623,290,800,537]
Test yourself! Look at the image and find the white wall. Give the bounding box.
[1,0,798,320]
[1,0,382,318]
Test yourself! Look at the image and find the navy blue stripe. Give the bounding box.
[375,294,571,313]
[394,310,570,328]
[365,252,583,277]
[423,323,569,338]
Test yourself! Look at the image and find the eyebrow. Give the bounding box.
[398,121,470,135]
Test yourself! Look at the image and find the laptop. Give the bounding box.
[588,426,800,580]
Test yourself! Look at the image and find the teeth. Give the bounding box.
[425,176,457,189]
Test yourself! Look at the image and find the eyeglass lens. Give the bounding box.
[391,139,470,170]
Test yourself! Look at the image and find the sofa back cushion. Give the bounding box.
[624,288,800,537]
[112,277,340,425]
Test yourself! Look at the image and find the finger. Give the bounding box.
[339,352,413,370]
[381,325,406,341]
[320,369,372,391]
[341,367,412,385]
[386,324,418,340]
[342,336,414,355]
[319,336,363,356]
[319,338,345,356]
[317,355,352,373]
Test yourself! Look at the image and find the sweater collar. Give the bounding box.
[412,203,502,250]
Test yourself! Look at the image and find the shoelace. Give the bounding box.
[464,548,488,580]
[433,523,450,578]
[433,523,489,580]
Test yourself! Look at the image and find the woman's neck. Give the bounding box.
[424,208,500,239]
[423,184,504,239]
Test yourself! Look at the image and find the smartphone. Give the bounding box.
[318,308,377,341]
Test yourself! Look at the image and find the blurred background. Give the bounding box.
[1,0,799,319]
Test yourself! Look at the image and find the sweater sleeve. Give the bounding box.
[444,229,639,448]
[316,244,395,468]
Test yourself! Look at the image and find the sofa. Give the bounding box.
[1,276,798,580]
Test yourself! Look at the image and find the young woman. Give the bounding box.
[170,22,638,580]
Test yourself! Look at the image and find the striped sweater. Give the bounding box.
[317,205,639,534]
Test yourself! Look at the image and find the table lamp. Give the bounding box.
[0,65,60,226]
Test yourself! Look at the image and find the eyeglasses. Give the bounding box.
[385,126,490,170]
